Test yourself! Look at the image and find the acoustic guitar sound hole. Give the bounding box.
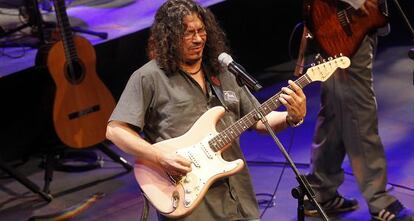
[65,59,85,84]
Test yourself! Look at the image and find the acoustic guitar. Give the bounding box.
[306,0,388,57]
[45,0,115,148]
[134,56,351,218]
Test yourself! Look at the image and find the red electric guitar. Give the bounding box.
[306,0,388,57]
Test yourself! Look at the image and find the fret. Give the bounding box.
[229,128,238,140]
[216,135,225,148]
[266,96,279,112]
[210,138,219,151]
[234,121,243,134]
[210,139,219,152]
[221,132,232,144]
[301,74,311,86]
[53,0,79,63]
[246,113,256,125]
[209,77,314,153]
[227,128,237,141]
[260,104,269,114]
[344,6,355,15]
[207,56,348,154]
[239,120,248,131]
[219,133,227,144]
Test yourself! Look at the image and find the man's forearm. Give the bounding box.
[341,0,365,9]
[106,121,159,163]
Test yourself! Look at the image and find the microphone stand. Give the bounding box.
[235,74,329,221]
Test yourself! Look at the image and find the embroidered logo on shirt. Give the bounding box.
[223,91,239,103]
[210,75,221,86]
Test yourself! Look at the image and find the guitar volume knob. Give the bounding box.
[184,176,191,183]
[184,199,192,206]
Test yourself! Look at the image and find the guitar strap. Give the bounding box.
[294,24,310,77]
[205,71,229,112]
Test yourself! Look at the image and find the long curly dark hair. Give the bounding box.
[147,0,229,76]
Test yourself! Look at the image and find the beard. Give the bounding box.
[182,51,203,65]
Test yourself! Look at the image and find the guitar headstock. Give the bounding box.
[305,56,351,82]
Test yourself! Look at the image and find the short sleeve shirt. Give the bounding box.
[110,60,260,221]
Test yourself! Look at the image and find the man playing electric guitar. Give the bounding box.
[106,0,306,220]
[303,0,414,220]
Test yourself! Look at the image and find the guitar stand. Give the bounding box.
[42,141,132,194]
[0,0,48,48]
[0,158,53,202]
[38,0,108,39]
[0,0,108,48]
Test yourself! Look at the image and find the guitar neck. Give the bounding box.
[207,56,351,152]
[208,74,312,152]
[52,0,78,62]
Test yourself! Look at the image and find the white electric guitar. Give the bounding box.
[134,56,351,218]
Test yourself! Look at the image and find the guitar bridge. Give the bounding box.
[68,104,100,120]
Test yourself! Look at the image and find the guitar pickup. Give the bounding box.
[68,104,100,120]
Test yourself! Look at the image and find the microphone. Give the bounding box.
[218,52,262,91]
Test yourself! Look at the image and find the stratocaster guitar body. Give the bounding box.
[135,106,244,217]
[307,0,387,57]
[134,57,351,218]
[47,35,115,148]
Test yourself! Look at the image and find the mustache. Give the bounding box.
[189,43,204,49]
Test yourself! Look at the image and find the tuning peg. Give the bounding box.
[328,57,333,61]
[311,63,315,67]
[339,53,343,57]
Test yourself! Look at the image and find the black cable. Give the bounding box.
[255,22,310,218]
[0,45,27,58]
[0,34,28,59]
[256,127,296,219]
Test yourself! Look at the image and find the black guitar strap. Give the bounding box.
[205,71,229,112]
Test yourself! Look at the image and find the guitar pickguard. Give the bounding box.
[176,133,241,208]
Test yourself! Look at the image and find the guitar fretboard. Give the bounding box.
[53,0,79,63]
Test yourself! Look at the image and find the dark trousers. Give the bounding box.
[307,34,396,213]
